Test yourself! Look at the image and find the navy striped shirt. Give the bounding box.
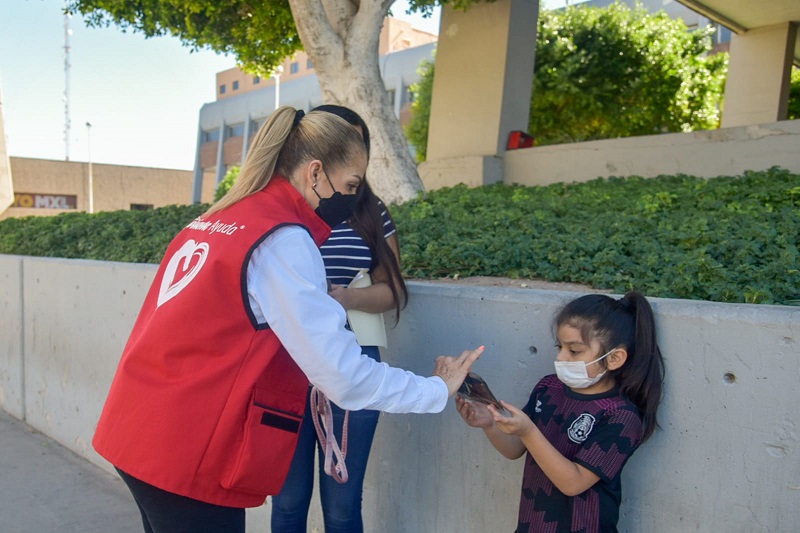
[320,205,396,286]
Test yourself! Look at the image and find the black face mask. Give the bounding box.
[313,170,358,228]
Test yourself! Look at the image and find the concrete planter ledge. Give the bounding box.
[1,255,797,532]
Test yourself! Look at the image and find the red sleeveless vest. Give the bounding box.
[93,177,331,507]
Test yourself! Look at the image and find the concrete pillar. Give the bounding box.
[420,0,538,190]
[721,22,797,128]
[214,123,226,186]
[0,82,13,214]
[191,124,205,204]
[241,113,251,166]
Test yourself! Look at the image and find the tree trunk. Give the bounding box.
[288,0,425,205]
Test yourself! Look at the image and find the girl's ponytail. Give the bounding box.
[618,292,665,442]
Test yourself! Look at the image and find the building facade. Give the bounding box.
[1,157,200,221]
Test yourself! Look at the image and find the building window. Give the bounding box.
[387,89,396,105]
[203,129,221,143]
[253,76,260,84]
[227,123,245,137]
[307,59,313,70]
[130,204,154,211]
[219,84,226,94]
[290,62,299,74]
[232,80,239,91]
[251,119,264,134]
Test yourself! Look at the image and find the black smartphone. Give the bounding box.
[457,372,507,413]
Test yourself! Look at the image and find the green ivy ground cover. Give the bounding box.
[1,168,797,305]
[394,167,799,305]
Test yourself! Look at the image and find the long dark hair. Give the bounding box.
[311,104,409,319]
[554,291,665,442]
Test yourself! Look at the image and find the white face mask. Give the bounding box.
[554,349,614,389]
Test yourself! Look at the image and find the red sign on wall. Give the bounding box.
[12,193,78,209]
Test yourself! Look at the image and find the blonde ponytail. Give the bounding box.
[205,106,297,215]
[205,106,366,216]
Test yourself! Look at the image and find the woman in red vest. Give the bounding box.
[92,106,483,533]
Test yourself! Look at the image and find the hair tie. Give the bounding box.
[293,109,305,127]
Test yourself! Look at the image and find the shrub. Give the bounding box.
[214,166,241,202]
[1,168,798,305]
[392,167,799,305]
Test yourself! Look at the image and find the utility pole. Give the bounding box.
[86,121,93,213]
[64,8,72,161]
[273,65,284,110]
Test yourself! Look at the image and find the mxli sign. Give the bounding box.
[13,193,78,209]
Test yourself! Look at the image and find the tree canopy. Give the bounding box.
[531,3,727,144]
[405,58,435,162]
[67,1,472,76]
[68,0,301,77]
[406,2,728,157]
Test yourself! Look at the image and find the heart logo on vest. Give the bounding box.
[157,239,209,308]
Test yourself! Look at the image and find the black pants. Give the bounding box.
[116,468,246,533]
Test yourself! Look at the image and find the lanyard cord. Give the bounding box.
[309,386,349,484]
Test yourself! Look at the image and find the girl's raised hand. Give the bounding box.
[455,396,494,428]
[487,401,534,437]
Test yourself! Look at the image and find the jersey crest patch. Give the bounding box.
[568,413,596,443]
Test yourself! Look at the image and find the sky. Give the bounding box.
[0,0,569,171]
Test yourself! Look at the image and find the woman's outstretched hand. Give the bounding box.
[432,346,485,397]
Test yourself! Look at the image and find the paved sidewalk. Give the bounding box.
[0,410,141,533]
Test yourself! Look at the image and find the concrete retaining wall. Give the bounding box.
[1,255,798,532]
[504,119,800,187]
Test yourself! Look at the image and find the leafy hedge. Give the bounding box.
[394,167,799,305]
[0,203,207,264]
[1,168,798,305]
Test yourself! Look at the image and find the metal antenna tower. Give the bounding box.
[64,8,72,161]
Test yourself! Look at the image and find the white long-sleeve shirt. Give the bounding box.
[247,225,448,413]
